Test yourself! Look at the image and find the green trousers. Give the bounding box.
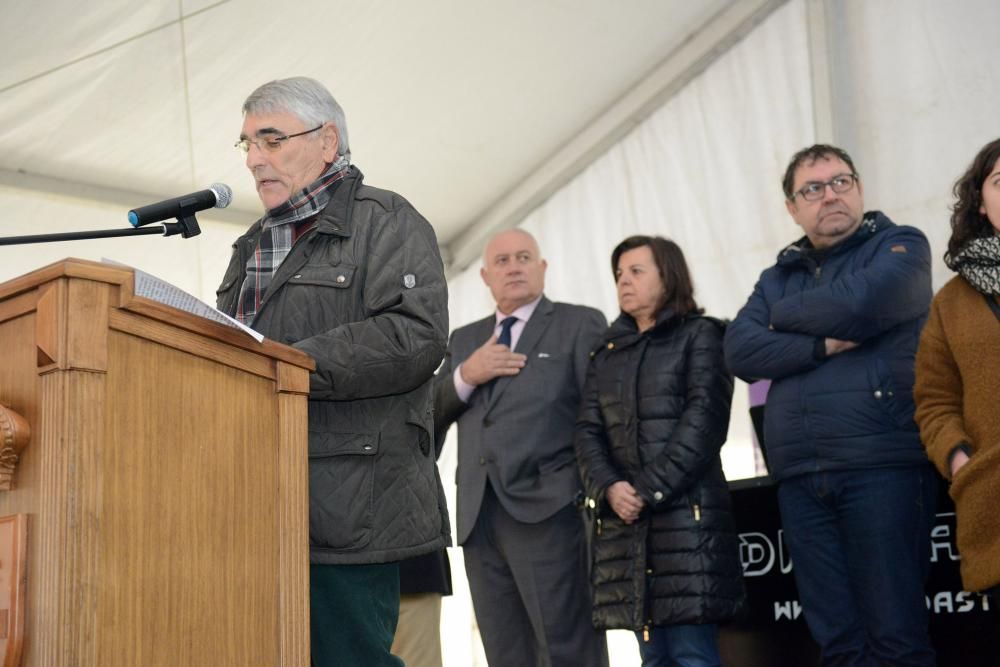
[310,562,404,667]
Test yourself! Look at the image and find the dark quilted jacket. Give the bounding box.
[216,166,451,564]
[574,311,745,630]
[723,213,932,482]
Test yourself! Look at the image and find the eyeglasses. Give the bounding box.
[235,125,324,154]
[791,173,859,202]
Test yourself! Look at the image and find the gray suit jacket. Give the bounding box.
[434,296,606,544]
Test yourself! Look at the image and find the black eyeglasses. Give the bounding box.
[791,173,859,202]
[235,125,324,154]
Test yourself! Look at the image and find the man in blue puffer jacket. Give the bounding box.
[724,144,937,666]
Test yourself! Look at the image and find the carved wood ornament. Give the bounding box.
[0,406,29,492]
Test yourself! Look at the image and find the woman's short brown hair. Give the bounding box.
[611,235,702,317]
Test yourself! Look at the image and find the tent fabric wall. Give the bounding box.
[825,0,1000,288]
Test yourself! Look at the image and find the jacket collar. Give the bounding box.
[313,165,363,238]
[604,307,682,346]
[777,210,892,267]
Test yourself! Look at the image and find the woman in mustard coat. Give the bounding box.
[915,137,1000,595]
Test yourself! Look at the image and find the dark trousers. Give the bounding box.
[310,562,403,667]
[463,483,609,667]
[777,465,938,667]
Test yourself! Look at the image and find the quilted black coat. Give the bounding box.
[217,166,451,565]
[574,310,745,630]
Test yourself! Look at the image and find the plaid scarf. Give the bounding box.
[945,235,1000,295]
[235,157,351,325]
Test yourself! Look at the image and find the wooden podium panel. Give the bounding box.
[0,259,314,666]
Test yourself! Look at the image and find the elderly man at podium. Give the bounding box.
[216,77,450,667]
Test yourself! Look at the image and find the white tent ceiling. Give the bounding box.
[0,0,779,265]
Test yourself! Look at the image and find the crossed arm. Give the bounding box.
[725,227,931,382]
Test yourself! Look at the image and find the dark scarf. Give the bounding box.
[235,157,351,325]
[945,235,1000,296]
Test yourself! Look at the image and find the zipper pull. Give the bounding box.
[814,265,822,280]
[643,624,650,642]
[693,504,701,522]
[596,518,602,536]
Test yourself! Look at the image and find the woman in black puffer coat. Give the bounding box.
[575,235,745,666]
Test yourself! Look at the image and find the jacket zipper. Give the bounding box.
[693,503,701,522]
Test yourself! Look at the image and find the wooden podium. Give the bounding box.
[0,259,314,665]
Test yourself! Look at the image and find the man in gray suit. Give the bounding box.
[435,228,609,667]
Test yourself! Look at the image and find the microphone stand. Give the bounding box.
[0,215,201,246]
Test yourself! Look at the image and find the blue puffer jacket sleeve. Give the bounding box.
[723,275,824,382]
[769,225,931,342]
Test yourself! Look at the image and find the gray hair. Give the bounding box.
[243,77,350,158]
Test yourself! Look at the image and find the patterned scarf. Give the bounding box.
[235,157,351,324]
[945,235,1000,295]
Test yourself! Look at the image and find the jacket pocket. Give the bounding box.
[948,445,1000,590]
[287,264,357,289]
[406,409,434,458]
[870,359,914,429]
[308,431,379,551]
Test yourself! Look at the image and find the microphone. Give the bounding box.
[128,183,233,227]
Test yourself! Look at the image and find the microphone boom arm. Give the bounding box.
[0,216,202,246]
